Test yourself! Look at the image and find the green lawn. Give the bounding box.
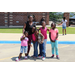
[0,27,75,34]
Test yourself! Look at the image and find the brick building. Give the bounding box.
[0,12,49,27]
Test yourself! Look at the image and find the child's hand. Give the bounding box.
[30,44,32,47]
[23,35,25,38]
[41,41,43,44]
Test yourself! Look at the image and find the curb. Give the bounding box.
[0,41,75,44]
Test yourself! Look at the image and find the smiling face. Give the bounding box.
[29,16,33,22]
[42,21,46,28]
[35,30,39,35]
[25,32,28,37]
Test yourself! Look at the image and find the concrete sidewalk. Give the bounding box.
[0,33,75,41]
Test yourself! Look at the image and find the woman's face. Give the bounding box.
[35,30,39,35]
[29,16,33,22]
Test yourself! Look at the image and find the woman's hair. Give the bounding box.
[28,14,33,18]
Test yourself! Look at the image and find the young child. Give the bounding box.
[35,29,45,61]
[49,23,59,59]
[38,21,49,56]
[15,31,29,61]
[32,28,38,58]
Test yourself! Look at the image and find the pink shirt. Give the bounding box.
[40,27,47,39]
[21,36,29,46]
[49,28,58,41]
[32,33,36,41]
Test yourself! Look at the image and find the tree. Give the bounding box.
[49,12,63,22]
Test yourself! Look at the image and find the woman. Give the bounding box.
[58,17,67,35]
[23,15,36,57]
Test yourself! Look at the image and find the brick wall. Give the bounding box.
[0,12,49,26]
[64,12,70,27]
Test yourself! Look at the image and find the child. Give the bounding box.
[15,31,29,61]
[58,17,67,35]
[38,21,49,56]
[49,23,59,59]
[32,28,38,58]
[35,29,45,61]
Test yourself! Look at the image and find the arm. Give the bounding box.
[20,35,25,41]
[40,33,44,44]
[49,32,55,42]
[23,23,26,34]
[55,32,58,41]
[58,22,63,25]
[47,28,50,31]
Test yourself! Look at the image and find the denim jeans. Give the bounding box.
[33,42,38,57]
[39,43,45,57]
[51,40,58,55]
[44,39,47,53]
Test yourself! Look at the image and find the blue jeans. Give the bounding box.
[33,42,38,57]
[20,46,28,53]
[51,40,58,55]
[62,25,66,29]
[39,43,45,57]
[44,39,47,53]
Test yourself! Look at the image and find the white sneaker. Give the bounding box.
[25,56,28,59]
[15,58,20,61]
[42,57,45,61]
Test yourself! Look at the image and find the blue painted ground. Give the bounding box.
[0,41,75,44]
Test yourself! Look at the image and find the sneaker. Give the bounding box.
[15,58,20,61]
[38,54,41,56]
[42,57,45,61]
[37,56,42,59]
[56,56,60,59]
[31,55,35,58]
[25,56,28,60]
[50,55,54,58]
[27,55,30,58]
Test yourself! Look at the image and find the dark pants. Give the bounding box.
[39,43,45,57]
[27,34,32,55]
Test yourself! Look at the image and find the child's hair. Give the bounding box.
[28,14,33,18]
[63,17,66,21]
[35,29,39,32]
[24,31,28,34]
[51,22,56,28]
[42,21,46,25]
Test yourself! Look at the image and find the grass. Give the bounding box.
[0,27,75,34]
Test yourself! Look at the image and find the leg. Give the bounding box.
[39,44,42,56]
[34,42,38,57]
[19,46,23,59]
[41,43,45,57]
[19,53,22,59]
[51,42,55,56]
[55,40,59,56]
[44,39,47,53]
[63,29,64,35]
[65,29,66,34]
[27,35,32,56]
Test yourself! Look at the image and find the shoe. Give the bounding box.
[25,56,28,60]
[27,55,30,58]
[37,56,42,59]
[31,55,35,58]
[50,55,54,58]
[65,34,66,35]
[38,54,41,56]
[42,57,45,61]
[15,58,20,61]
[56,56,60,59]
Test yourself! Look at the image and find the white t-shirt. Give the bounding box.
[62,19,67,26]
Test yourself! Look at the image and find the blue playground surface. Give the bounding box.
[0,41,75,44]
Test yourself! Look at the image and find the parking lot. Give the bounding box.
[0,44,75,62]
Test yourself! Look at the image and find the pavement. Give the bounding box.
[0,33,75,41]
[0,33,75,62]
